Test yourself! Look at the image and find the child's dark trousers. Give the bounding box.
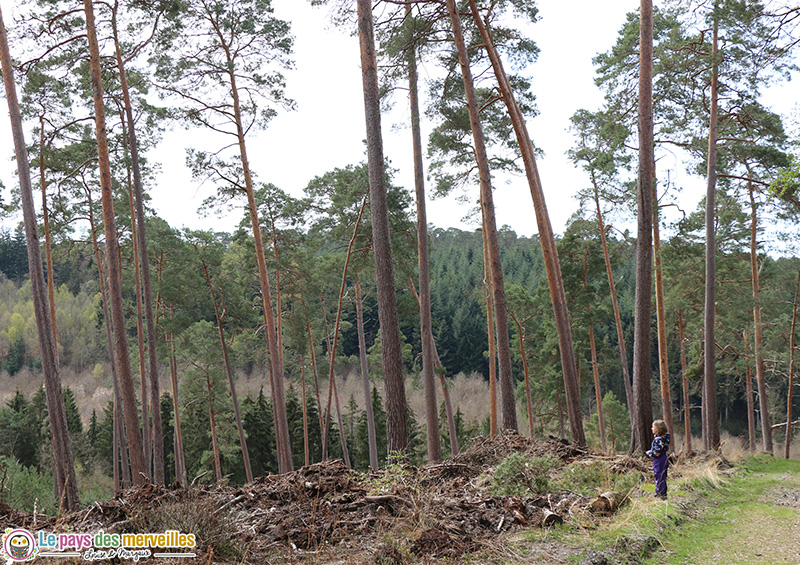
[653,454,669,498]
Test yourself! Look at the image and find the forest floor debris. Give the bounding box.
[0,432,743,564]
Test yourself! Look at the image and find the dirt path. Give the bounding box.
[653,458,800,565]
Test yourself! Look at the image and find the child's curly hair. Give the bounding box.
[653,419,668,435]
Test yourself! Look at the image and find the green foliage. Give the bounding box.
[491,452,562,496]
[0,457,56,515]
[555,460,640,497]
[585,392,632,453]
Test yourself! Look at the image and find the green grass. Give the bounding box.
[644,456,800,565]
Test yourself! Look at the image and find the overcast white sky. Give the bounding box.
[1,1,796,238]
[127,0,637,238]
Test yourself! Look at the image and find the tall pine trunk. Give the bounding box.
[703,10,721,451]
[83,0,148,483]
[447,0,517,432]
[631,0,655,453]
[405,2,441,463]
[357,0,409,455]
[1,6,80,509]
[113,41,165,484]
[468,0,582,441]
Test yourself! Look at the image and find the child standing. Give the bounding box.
[645,419,670,499]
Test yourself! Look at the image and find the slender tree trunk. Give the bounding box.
[405,2,441,463]
[205,370,223,483]
[589,319,608,453]
[167,330,187,485]
[89,199,128,491]
[447,0,517,432]
[355,280,379,471]
[126,176,151,479]
[230,85,292,473]
[82,0,147,483]
[593,188,634,427]
[199,258,253,482]
[303,305,325,441]
[38,118,58,364]
[112,394,120,492]
[300,356,310,467]
[482,228,498,436]
[112,10,164,483]
[678,309,693,454]
[321,198,366,466]
[509,309,535,439]
[631,0,656,453]
[407,280,459,455]
[269,216,285,375]
[653,201,673,442]
[1,4,80,510]
[357,0,409,456]
[786,267,799,459]
[749,182,772,452]
[704,10,721,451]
[468,1,582,441]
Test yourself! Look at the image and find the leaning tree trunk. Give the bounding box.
[405,2,441,463]
[653,200,673,443]
[224,62,293,473]
[83,0,148,483]
[1,6,80,510]
[630,0,656,453]
[703,10,721,451]
[593,187,634,429]
[749,181,772,452]
[355,280,379,471]
[321,198,367,467]
[448,0,517,432]
[467,0,583,441]
[357,0,410,456]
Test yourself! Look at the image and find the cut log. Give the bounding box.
[542,509,563,527]
[589,491,627,514]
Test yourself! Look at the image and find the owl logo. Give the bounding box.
[2,528,37,562]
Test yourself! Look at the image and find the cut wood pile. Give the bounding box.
[0,432,643,563]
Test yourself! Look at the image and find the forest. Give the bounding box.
[0,0,798,520]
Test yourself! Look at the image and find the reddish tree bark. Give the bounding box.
[357,0,410,455]
[0,4,79,509]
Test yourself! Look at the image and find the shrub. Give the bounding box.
[491,452,562,496]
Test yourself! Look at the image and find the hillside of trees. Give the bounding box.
[0,0,798,521]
